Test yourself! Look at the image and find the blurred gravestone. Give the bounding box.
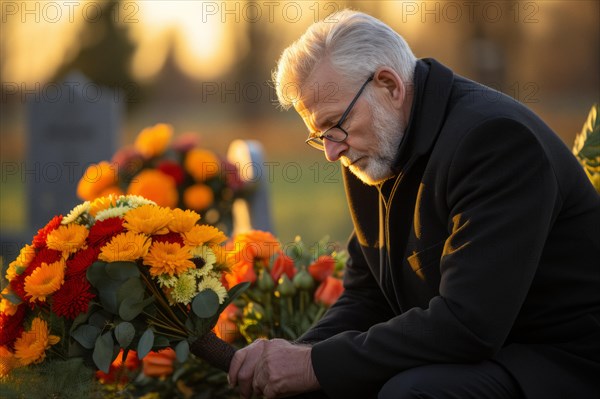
[0,72,121,263]
[227,140,272,235]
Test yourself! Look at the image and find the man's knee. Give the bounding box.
[378,369,431,399]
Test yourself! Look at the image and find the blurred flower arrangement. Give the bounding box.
[572,103,600,192]
[76,124,246,234]
[0,195,248,397]
[219,231,347,344]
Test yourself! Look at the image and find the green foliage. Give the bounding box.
[573,104,600,191]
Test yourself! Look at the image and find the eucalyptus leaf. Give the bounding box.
[93,332,114,373]
[98,288,119,315]
[137,329,154,360]
[86,262,107,286]
[220,282,251,309]
[106,261,140,281]
[71,325,101,349]
[89,310,111,329]
[116,277,145,306]
[118,297,145,321]
[114,322,135,348]
[175,340,189,363]
[192,290,220,318]
[154,335,170,348]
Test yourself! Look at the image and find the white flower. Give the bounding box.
[191,245,216,268]
[157,274,178,288]
[123,195,156,208]
[198,274,227,304]
[95,206,131,221]
[61,201,90,225]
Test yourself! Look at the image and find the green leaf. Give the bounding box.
[86,261,107,286]
[175,340,189,363]
[93,332,115,373]
[118,297,145,321]
[114,322,135,348]
[116,277,145,305]
[154,335,170,348]
[573,104,600,164]
[98,288,119,315]
[137,329,154,360]
[71,325,101,349]
[220,282,251,310]
[89,310,111,329]
[105,261,140,281]
[192,290,220,318]
[1,290,22,305]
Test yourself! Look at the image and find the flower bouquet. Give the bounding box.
[76,124,245,234]
[0,195,248,395]
[221,231,347,343]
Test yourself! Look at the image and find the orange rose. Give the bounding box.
[314,276,344,307]
[127,169,178,208]
[270,252,296,282]
[308,255,335,282]
[142,348,176,378]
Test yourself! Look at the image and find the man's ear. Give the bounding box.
[373,67,405,110]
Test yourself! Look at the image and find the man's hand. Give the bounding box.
[229,338,267,399]
[252,339,320,398]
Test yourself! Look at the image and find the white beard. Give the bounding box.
[345,101,405,186]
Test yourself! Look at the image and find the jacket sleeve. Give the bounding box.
[299,234,395,343]
[310,118,562,399]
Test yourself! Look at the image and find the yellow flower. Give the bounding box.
[46,224,89,254]
[24,259,66,302]
[123,204,173,235]
[0,288,18,316]
[134,123,173,159]
[0,346,20,377]
[89,195,118,217]
[77,161,119,201]
[168,209,201,233]
[183,225,227,247]
[6,244,35,281]
[61,201,90,225]
[183,184,214,211]
[184,149,220,181]
[13,317,60,366]
[99,231,151,262]
[143,242,195,277]
[127,169,178,208]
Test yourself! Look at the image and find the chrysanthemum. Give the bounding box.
[168,209,201,233]
[52,276,95,319]
[0,304,25,347]
[13,317,60,366]
[5,244,35,281]
[127,169,178,209]
[0,346,20,377]
[61,201,90,225]
[11,248,62,302]
[169,273,198,305]
[66,246,100,277]
[95,206,132,222]
[157,274,177,288]
[198,273,228,304]
[183,225,227,247]
[46,224,89,254]
[134,123,173,159]
[87,217,124,247]
[123,195,156,208]
[143,242,195,277]
[98,231,150,262]
[191,245,217,269]
[32,215,63,248]
[123,204,173,235]
[89,195,117,217]
[24,259,66,302]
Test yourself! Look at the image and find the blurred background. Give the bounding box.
[1,0,599,252]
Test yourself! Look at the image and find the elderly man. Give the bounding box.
[229,10,600,399]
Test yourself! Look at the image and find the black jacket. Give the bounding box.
[301,59,600,399]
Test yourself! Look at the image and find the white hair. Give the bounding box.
[273,9,417,109]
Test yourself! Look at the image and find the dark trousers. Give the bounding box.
[287,360,523,399]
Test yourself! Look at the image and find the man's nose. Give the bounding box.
[323,139,347,162]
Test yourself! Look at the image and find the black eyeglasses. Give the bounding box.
[305,75,374,151]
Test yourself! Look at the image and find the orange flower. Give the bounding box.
[98,185,124,198]
[233,230,280,264]
[168,208,201,233]
[24,259,66,302]
[183,184,214,211]
[143,241,195,277]
[77,161,119,201]
[123,204,173,235]
[13,317,60,366]
[314,276,344,307]
[184,149,220,181]
[142,348,176,377]
[89,195,117,217]
[308,255,335,282]
[127,169,178,208]
[46,224,89,254]
[0,346,20,377]
[214,304,240,343]
[225,259,257,287]
[270,252,296,282]
[95,349,140,384]
[99,231,151,262]
[183,224,227,247]
[6,244,35,281]
[134,123,173,159]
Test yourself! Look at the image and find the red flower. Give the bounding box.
[151,232,184,246]
[88,217,124,247]
[308,255,335,282]
[66,246,100,277]
[11,248,62,303]
[32,215,62,248]
[157,160,185,186]
[221,160,245,191]
[0,305,26,348]
[52,276,96,319]
[314,276,344,307]
[270,252,296,282]
[96,349,140,385]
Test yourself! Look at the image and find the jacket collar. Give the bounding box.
[392,58,455,173]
